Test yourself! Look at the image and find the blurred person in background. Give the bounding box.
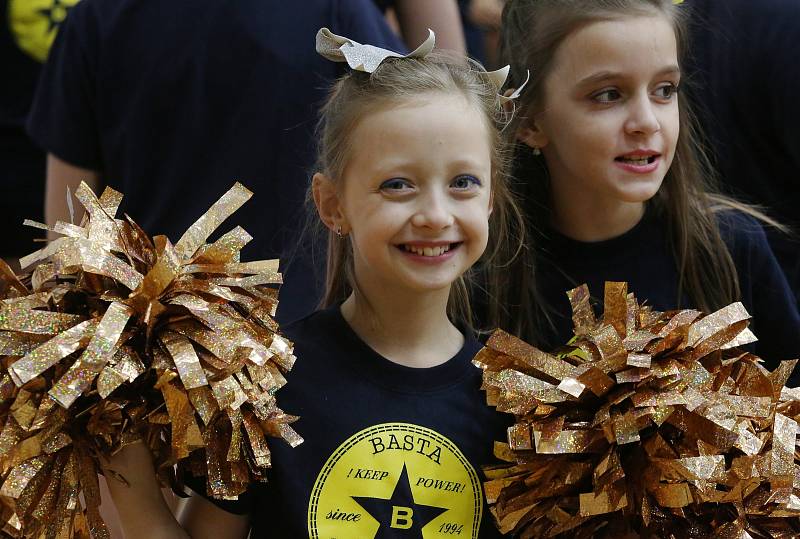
[684,0,800,307]
[27,0,405,326]
[0,0,81,269]
[375,0,466,53]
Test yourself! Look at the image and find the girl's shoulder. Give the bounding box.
[712,207,773,256]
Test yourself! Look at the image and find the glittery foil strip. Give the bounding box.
[49,302,133,408]
[722,327,759,350]
[0,305,84,335]
[169,295,240,333]
[277,423,303,448]
[242,412,271,467]
[10,319,98,385]
[127,235,180,309]
[188,386,218,426]
[159,377,203,460]
[97,348,146,398]
[97,185,123,217]
[579,490,627,516]
[226,409,244,462]
[210,376,248,411]
[612,410,640,445]
[486,330,576,381]
[533,429,599,454]
[196,226,252,264]
[1,292,49,310]
[773,414,796,480]
[603,282,628,337]
[183,259,279,276]
[567,285,596,335]
[0,259,28,296]
[0,331,49,356]
[51,237,144,290]
[627,353,652,368]
[174,182,253,260]
[211,274,281,288]
[687,302,750,348]
[172,320,238,363]
[75,182,119,247]
[161,331,208,389]
[0,456,47,498]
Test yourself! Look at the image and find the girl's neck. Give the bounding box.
[340,287,464,369]
[551,190,646,242]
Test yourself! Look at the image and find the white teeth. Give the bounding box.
[403,244,451,256]
[620,157,651,165]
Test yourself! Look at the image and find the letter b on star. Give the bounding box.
[390,506,414,529]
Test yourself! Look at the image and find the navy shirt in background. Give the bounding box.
[26,0,405,323]
[188,305,509,538]
[533,207,800,381]
[684,0,800,307]
[0,0,69,257]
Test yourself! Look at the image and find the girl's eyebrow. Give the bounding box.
[576,65,681,87]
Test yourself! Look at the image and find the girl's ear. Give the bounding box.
[312,172,347,233]
[516,117,549,151]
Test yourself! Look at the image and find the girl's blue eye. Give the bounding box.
[654,83,679,100]
[379,178,412,191]
[451,175,482,190]
[592,89,622,103]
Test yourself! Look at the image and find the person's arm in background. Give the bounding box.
[44,154,101,240]
[102,441,251,539]
[392,0,466,52]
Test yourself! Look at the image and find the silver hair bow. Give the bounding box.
[315,27,529,103]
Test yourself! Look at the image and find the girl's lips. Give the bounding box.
[614,155,660,173]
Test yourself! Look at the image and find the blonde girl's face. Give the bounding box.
[335,93,493,299]
[519,15,680,211]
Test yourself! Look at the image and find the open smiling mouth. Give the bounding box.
[398,243,462,257]
[615,155,658,165]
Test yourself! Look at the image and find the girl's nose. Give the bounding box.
[410,192,455,230]
[624,93,661,136]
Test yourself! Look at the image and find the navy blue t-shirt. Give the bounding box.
[25,0,405,323]
[189,305,509,538]
[684,0,800,306]
[532,207,800,379]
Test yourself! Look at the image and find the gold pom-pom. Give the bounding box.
[0,182,300,538]
[476,282,800,538]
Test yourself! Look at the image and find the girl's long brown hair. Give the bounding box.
[492,0,782,343]
[313,51,526,330]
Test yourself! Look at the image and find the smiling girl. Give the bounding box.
[102,30,523,539]
[488,0,800,370]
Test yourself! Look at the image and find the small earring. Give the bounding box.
[532,146,541,156]
[335,225,343,237]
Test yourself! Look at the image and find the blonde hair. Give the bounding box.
[313,51,525,329]
[494,0,782,342]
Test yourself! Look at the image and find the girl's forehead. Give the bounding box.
[551,15,678,82]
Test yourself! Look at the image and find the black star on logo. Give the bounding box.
[352,464,448,538]
[38,0,73,33]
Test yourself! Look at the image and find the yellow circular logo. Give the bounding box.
[308,423,483,538]
[9,0,81,63]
